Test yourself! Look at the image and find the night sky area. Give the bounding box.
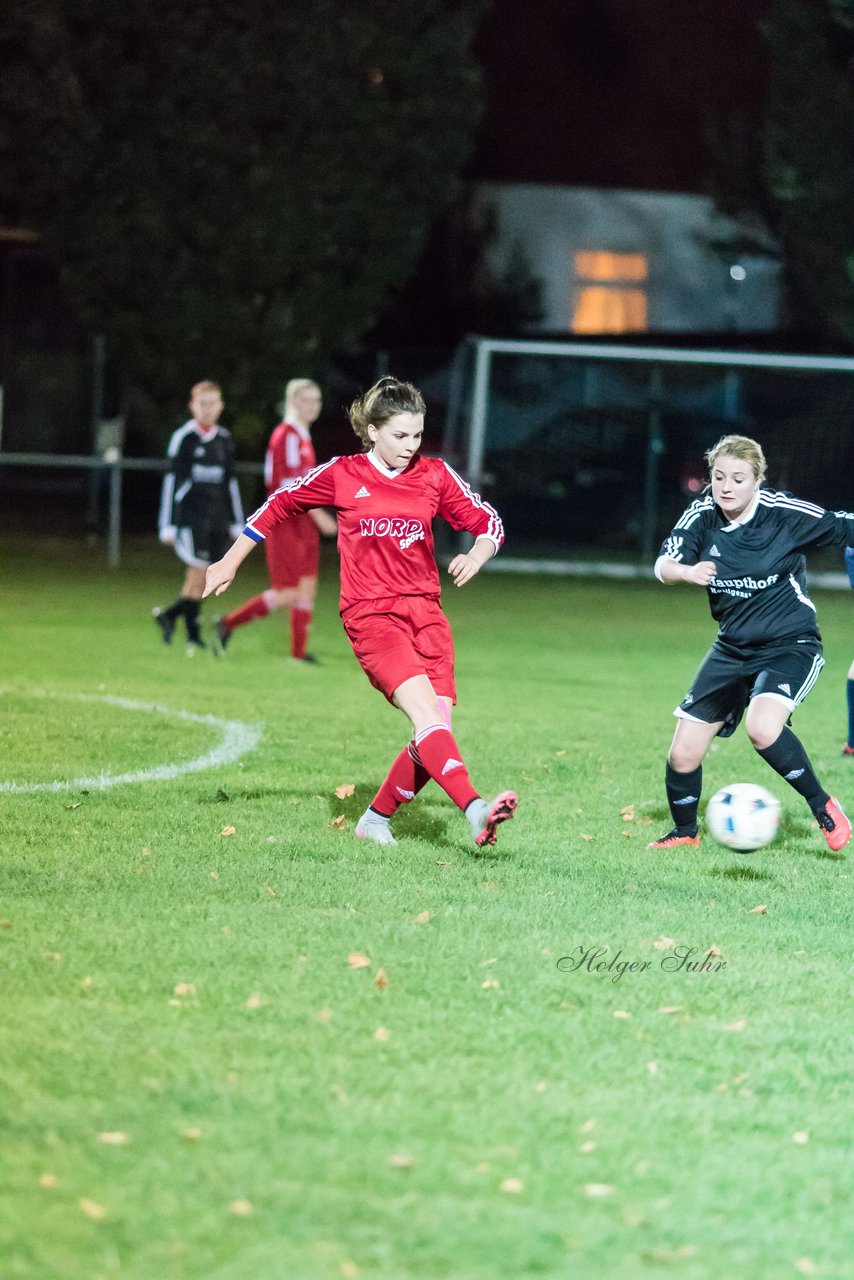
[471,0,769,191]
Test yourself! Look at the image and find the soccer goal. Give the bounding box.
[443,336,854,584]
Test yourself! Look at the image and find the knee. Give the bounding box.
[746,714,780,752]
[667,745,702,773]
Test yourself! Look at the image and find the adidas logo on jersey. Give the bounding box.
[709,544,721,557]
[354,486,371,499]
[441,757,464,776]
[396,786,415,800]
[777,682,791,695]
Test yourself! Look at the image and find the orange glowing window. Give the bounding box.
[572,251,649,333]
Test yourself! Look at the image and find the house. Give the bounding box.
[473,183,782,336]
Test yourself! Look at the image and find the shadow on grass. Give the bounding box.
[716,864,777,882]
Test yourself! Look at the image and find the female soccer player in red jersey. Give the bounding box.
[203,376,517,849]
[648,434,853,853]
[214,379,337,661]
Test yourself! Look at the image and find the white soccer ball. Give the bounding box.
[706,783,782,853]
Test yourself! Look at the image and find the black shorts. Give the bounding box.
[173,519,231,568]
[675,637,824,738]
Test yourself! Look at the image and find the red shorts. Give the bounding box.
[264,515,319,589]
[341,595,456,703]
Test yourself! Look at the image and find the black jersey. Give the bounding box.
[158,420,243,536]
[658,488,854,648]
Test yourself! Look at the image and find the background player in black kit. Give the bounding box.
[648,434,854,853]
[153,380,244,653]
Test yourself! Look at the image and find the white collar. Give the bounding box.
[285,418,311,440]
[366,449,404,478]
[721,492,760,531]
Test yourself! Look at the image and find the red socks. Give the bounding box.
[224,594,270,630]
[291,606,312,659]
[370,743,431,818]
[411,723,478,812]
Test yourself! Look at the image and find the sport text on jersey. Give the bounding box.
[359,517,426,550]
[709,572,779,600]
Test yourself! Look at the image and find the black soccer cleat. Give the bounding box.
[152,607,176,645]
[213,617,232,655]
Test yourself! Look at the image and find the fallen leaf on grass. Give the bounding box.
[181,1128,203,1141]
[373,1027,390,1041]
[792,1131,809,1145]
[579,1141,596,1154]
[210,870,219,880]
[795,1261,818,1277]
[647,1062,659,1075]
[652,936,676,951]
[620,805,635,821]
[579,833,596,841]
[481,957,498,967]
[555,748,566,756]
[388,1153,414,1170]
[612,1009,631,1019]
[500,1177,524,1194]
[220,826,236,837]
[348,954,371,969]
[173,982,196,998]
[480,881,497,890]
[534,1081,548,1094]
[579,1119,595,1133]
[42,951,62,962]
[374,968,389,989]
[0,919,11,929]
[723,1019,747,1032]
[229,1199,253,1216]
[413,911,430,924]
[340,1264,359,1278]
[748,904,768,915]
[658,1005,683,1015]
[313,1008,333,1022]
[39,1172,57,1188]
[245,992,267,1009]
[328,815,346,830]
[641,1246,697,1264]
[80,1198,107,1221]
[65,802,82,811]
[266,884,278,897]
[583,1183,614,1198]
[96,1131,129,1145]
[481,978,500,990]
[335,783,356,799]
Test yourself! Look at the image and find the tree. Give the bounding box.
[709,0,854,345]
[0,0,488,425]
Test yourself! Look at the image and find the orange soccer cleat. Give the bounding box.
[815,796,852,852]
[647,828,701,850]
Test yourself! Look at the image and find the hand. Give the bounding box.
[685,560,717,585]
[448,552,481,587]
[203,558,236,598]
[159,530,176,547]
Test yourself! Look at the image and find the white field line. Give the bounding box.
[0,691,262,794]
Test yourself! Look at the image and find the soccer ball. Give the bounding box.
[706,783,782,853]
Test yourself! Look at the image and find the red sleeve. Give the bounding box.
[245,458,339,540]
[437,462,504,552]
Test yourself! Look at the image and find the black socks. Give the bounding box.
[665,763,702,834]
[756,727,828,814]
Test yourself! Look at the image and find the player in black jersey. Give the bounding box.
[153,381,245,653]
[648,434,853,854]
[844,547,854,756]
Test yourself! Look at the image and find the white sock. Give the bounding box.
[465,798,488,836]
[355,808,397,846]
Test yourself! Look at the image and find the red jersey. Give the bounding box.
[244,453,504,610]
[264,420,315,495]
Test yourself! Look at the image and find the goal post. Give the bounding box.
[447,336,854,581]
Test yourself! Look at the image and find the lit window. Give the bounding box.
[572,251,649,333]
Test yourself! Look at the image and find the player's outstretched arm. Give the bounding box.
[655,556,717,586]
[448,536,495,587]
[203,533,258,598]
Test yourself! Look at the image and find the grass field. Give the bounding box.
[2,535,853,1280]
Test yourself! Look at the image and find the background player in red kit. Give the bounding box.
[214,379,337,661]
[203,375,518,849]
